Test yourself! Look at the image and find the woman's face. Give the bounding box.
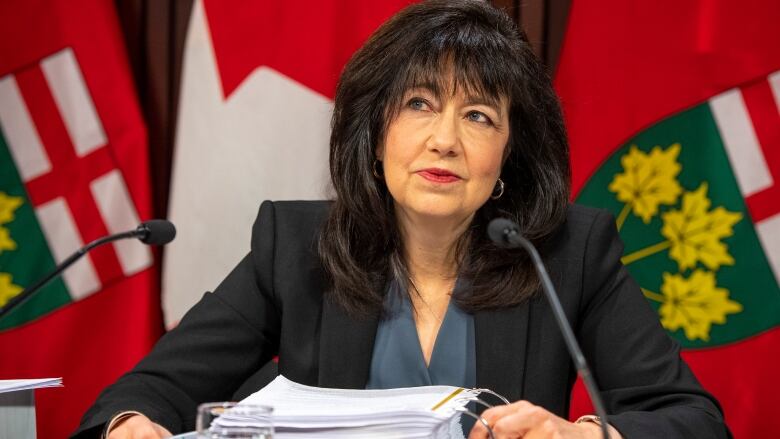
[378,85,510,225]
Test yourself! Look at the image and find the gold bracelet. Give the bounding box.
[103,411,144,438]
[575,414,603,427]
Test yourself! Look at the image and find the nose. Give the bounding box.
[426,112,460,156]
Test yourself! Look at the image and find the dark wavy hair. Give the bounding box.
[318,0,570,315]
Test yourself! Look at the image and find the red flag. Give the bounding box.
[0,0,162,437]
[556,2,780,437]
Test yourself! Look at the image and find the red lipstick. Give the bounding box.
[417,168,461,183]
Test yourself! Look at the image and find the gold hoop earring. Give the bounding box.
[491,178,505,199]
[372,159,384,179]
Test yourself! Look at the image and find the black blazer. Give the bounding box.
[74,201,728,438]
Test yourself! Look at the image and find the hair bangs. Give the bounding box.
[383,22,520,124]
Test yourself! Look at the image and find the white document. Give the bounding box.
[0,378,62,393]
[218,375,481,438]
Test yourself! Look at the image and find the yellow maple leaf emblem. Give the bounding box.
[0,191,23,224]
[608,143,683,228]
[657,270,742,341]
[0,191,23,254]
[0,227,16,252]
[660,183,742,271]
[0,272,23,308]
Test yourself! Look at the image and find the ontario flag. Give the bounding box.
[163,0,413,325]
[0,0,162,437]
[556,1,780,437]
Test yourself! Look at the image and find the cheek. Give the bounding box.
[379,127,412,195]
[469,138,507,178]
[480,153,504,177]
[474,163,502,198]
[382,119,424,166]
[466,142,507,197]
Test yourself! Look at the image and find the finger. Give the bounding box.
[467,414,492,439]
[469,404,520,437]
[482,400,536,425]
[491,406,549,438]
[523,418,570,439]
[153,423,173,438]
[108,416,166,439]
[468,401,537,438]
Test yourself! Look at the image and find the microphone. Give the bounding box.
[0,220,176,319]
[136,219,177,245]
[488,218,610,439]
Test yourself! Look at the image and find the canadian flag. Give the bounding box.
[163,0,413,325]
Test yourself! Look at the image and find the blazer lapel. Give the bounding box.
[318,297,380,389]
[475,300,530,404]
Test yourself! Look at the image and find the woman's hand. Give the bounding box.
[106,414,172,439]
[468,401,621,439]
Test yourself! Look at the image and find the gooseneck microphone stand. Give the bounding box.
[0,220,175,319]
[488,218,610,439]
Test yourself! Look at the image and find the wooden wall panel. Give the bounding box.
[491,0,570,69]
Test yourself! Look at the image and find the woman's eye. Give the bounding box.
[408,98,428,111]
[467,110,493,125]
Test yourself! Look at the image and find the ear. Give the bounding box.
[375,144,385,161]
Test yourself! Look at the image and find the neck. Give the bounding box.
[396,209,473,283]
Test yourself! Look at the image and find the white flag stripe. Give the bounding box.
[769,70,780,117]
[709,89,774,198]
[0,75,52,181]
[756,213,780,284]
[90,169,152,276]
[41,48,107,157]
[35,197,101,300]
[163,0,331,326]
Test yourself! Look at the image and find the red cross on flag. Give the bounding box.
[0,1,162,437]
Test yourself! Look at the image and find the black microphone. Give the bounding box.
[136,219,177,245]
[0,220,176,319]
[488,218,610,439]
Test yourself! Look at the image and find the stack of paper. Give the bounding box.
[0,378,62,393]
[215,375,481,438]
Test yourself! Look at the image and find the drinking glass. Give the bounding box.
[196,402,273,439]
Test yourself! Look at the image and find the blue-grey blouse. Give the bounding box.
[366,280,476,390]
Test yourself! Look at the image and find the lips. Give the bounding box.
[417,168,461,183]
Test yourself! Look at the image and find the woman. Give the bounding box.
[75,1,728,438]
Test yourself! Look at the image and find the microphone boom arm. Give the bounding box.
[0,220,174,319]
[495,224,611,439]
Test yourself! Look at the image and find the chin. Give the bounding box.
[406,201,469,222]
[394,192,481,223]
[416,209,461,219]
